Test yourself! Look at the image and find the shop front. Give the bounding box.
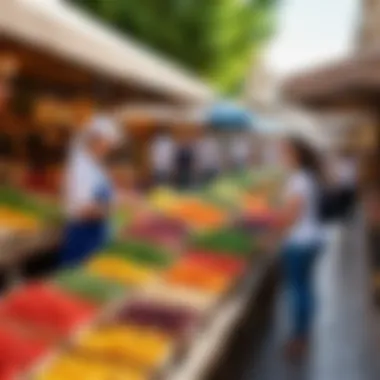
[0,0,213,281]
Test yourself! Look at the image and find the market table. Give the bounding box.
[0,226,62,286]
[165,255,277,380]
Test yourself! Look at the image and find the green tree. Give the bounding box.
[70,0,278,94]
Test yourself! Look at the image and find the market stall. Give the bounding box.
[0,166,282,379]
[0,0,214,276]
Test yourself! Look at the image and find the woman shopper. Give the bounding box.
[275,137,324,359]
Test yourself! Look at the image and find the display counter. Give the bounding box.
[166,255,277,380]
[0,168,282,379]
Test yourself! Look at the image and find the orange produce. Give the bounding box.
[164,261,230,293]
[0,207,41,232]
[242,194,270,215]
[167,199,227,230]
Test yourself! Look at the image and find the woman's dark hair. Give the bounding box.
[287,137,322,181]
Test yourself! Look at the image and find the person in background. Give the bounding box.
[0,75,11,113]
[0,71,14,183]
[0,129,14,184]
[44,127,67,194]
[334,151,358,219]
[61,114,120,267]
[196,132,221,185]
[274,137,324,359]
[174,133,195,190]
[230,134,251,171]
[150,128,175,186]
[24,124,49,192]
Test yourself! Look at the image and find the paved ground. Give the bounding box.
[244,218,380,380]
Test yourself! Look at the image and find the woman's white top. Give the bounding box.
[196,137,221,170]
[64,144,109,219]
[151,136,175,172]
[284,170,322,245]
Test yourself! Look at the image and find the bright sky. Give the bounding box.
[265,0,360,77]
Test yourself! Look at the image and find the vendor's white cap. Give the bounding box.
[87,114,121,144]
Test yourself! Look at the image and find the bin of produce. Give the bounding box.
[114,300,198,337]
[164,261,230,294]
[53,268,126,305]
[182,251,247,277]
[137,282,216,313]
[0,325,50,377]
[86,256,156,287]
[37,353,147,380]
[0,283,95,336]
[76,325,173,370]
[104,240,174,268]
[190,228,256,257]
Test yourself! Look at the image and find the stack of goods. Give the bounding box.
[166,198,228,231]
[0,206,41,233]
[112,207,135,235]
[137,282,217,313]
[113,300,198,337]
[86,256,156,287]
[204,179,243,208]
[75,325,173,370]
[0,325,50,379]
[0,283,95,336]
[164,259,231,294]
[235,193,276,232]
[53,268,126,305]
[125,216,187,250]
[229,170,256,188]
[104,240,174,268]
[241,194,271,215]
[190,228,255,258]
[38,353,147,380]
[148,187,180,213]
[0,186,61,223]
[181,251,247,277]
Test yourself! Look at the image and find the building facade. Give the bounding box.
[358,0,380,51]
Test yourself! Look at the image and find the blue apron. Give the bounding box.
[60,178,113,268]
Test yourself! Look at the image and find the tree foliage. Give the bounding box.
[70,0,278,95]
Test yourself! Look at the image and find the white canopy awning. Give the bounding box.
[0,0,214,103]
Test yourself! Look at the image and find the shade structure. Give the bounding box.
[0,0,214,103]
[206,103,255,130]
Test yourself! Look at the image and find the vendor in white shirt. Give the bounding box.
[150,130,175,185]
[61,115,120,267]
[196,133,221,184]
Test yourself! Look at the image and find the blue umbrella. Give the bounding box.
[207,103,255,130]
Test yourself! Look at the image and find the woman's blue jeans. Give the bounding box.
[281,241,322,338]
